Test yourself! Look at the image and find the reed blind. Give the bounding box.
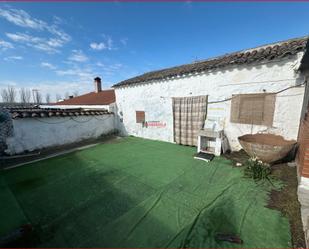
[230,93,276,126]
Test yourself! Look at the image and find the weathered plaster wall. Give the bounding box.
[115,54,305,150]
[5,114,115,155]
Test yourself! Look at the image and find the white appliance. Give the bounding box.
[197,117,226,157]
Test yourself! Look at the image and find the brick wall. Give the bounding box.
[297,110,309,178]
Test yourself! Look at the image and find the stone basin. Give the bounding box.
[238,133,296,163]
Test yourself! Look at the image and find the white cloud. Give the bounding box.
[90,42,107,51]
[41,62,56,70]
[47,25,70,44]
[90,35,115,51]
[0,39,14,51]
[96,62,122,70]
[68,50,88,62]
[96,62,105,67]
[6,32,67,53]
[0,7,46,30]
[105,37,114,50]
[6,33,31,42]
[53,16,63,25]
[4,56,23,61]
[120,38,128,46]
[0,80,93,102]
[109,63,123,70]
[0,7,70,39]
[1,7,71,53]
[95,62,123,76]
[56,68,93,80]
[55,61,123,84]
[32,82,92,101]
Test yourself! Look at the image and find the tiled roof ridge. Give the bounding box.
[113,36,308,87]
[192,35,308,64]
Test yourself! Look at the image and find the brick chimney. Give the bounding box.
[94,77,102,93]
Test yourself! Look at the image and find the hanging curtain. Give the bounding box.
[172,95,208,146]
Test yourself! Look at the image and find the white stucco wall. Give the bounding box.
[115,54,306,150]
[5,114,115,155]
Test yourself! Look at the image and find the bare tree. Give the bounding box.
[32,89,42,104]
[73,91,79,97]
[1,86,16,103]
[1,88,9,103]
[45,93,51,103]
[36,92,42,104]
[25,88,32,103]
[20,88,31,104]
[7,86,16,103]
[55,93,61,102]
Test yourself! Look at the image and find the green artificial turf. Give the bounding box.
[0,137,291,247]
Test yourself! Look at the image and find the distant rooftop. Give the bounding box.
[55,89,115,106]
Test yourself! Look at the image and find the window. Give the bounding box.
[230,93,276,126]
[136,111,145,123]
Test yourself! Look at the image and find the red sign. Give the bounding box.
[143,121,166,128]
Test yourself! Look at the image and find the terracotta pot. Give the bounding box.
[238,134,296,163]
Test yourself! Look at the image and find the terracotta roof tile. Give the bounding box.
[55,89,115,105]
[113,36,308,87]
[6,107,112,119]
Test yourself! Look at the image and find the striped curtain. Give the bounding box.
[172,95,208,146]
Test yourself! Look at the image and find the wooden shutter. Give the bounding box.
[136,111,145,123]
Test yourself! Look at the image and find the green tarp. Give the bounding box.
[0,137,291,247]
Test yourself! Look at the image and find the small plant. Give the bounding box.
[244,157,272,181]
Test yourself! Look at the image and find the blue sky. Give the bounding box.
[0,2,309,101]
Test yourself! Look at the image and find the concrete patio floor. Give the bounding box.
[0,137,292,247]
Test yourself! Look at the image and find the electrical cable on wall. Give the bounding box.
[32,115,111,125]
[159,78,307,104]
[208,80,306,104]
[70,116,94,123]
[33,117,71,124]
[93,115,112,121]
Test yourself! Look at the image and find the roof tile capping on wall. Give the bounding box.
[7,107,111,119]
[5,107,116,155]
